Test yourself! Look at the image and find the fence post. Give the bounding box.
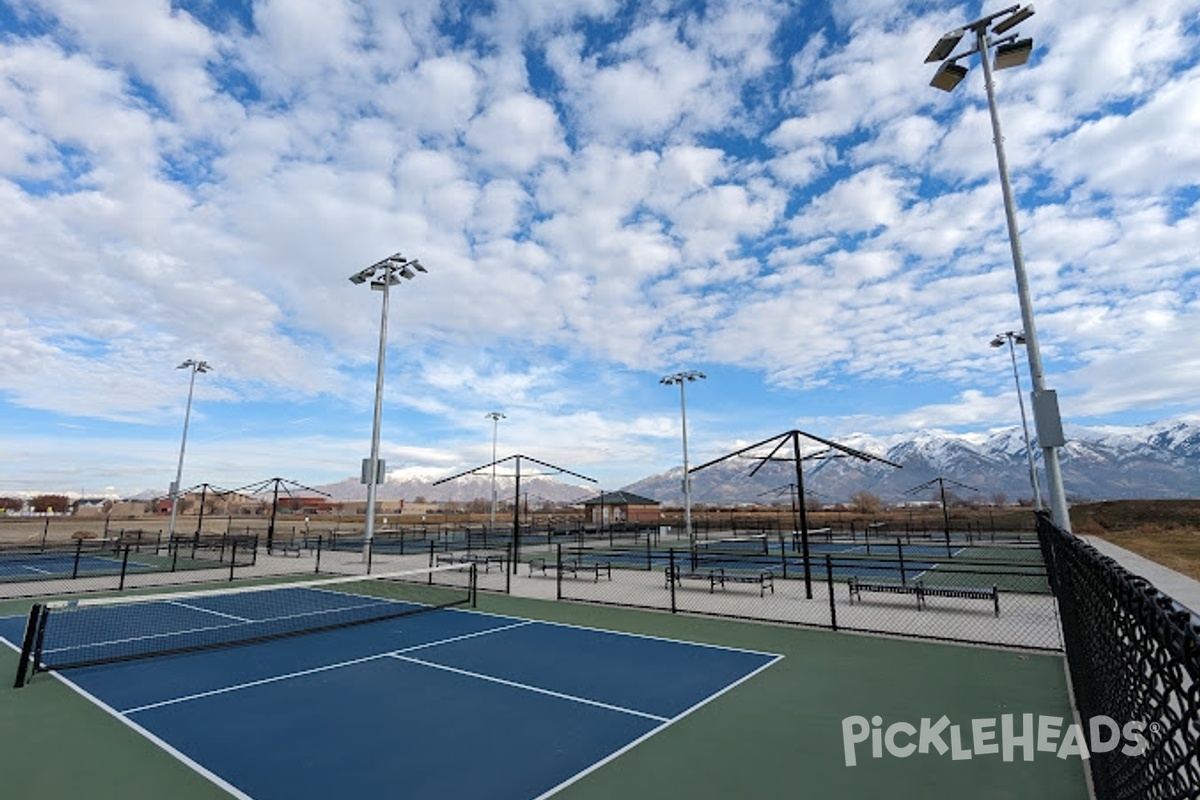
[505,543,512,595]
[669,549,678,613]
[556,542,563,601]
[826,554,838,631]
[72,538,83,580]
[118,545,131,591]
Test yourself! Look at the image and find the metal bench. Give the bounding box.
[528,556,611,581]
[848,576,1000,615]
[436,552,504,573]
[666,566,774,596]
[918,583,1001,616]
[847,576,922,609]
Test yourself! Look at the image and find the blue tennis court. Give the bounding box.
[2,581,779,800]
[0,552,151,580]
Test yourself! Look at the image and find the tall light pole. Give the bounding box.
[660,370,705,550]
[486,411,505,530]
[349,253,427,560]
[991,331,1043,510]
[926,4,1072,531]
[168,359,211,541]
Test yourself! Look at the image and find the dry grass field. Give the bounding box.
[1071,499,1200,581]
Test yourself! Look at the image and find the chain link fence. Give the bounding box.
[541,535,1061,651]
[0,532,260,599]
[1038,513,1200,799]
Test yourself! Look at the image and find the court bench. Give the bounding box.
[847,576,999,616]
[918,583,1000,617]
[435,552,505,573]
[527,556,612,581]
[279,541,303,557]
[666,565,774,596]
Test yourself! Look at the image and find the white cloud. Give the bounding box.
[465,93,568,174]
[0,0,1197,495]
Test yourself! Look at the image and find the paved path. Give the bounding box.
[1080,535,1200,616]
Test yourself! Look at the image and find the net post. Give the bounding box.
[118,545,131,591]
[505,543,512,595]
[367,540,373,575]
[228,540,237,582]
[30,604,50,678]
[171,538,179,572]
[825,554,838,631]
[470,563,478,607]
[897,538,906,586]
[315,535,323,574]
[778,532,788,580]
[14,604,44,688]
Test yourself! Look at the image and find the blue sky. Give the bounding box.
[1,0,1197,498]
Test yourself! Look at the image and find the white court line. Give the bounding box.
[53,670,256,800]
[167,600,252,623]
[531,653,785,800]
[119,620,534,715]
[389,653,670,723]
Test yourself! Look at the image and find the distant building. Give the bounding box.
[582,491,660,525]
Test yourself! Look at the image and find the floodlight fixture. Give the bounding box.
[660,369,706,385]
[930,62,969,92]
[995,38,1033,69]
[924,7,1070,531]
[992,4,1035,35]
[350,251,428,558]
[924,28,965,63]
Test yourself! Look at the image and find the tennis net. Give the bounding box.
[695,535,770,556]
[13,563,477,687]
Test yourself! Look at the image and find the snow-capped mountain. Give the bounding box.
[316,471,591,505]
[624,418,1200,506]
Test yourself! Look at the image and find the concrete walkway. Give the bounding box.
[1079,535,1200,616]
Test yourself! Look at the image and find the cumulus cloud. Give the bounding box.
[0,0,1196,493]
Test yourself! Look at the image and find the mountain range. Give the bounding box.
[308,418,1199,507]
